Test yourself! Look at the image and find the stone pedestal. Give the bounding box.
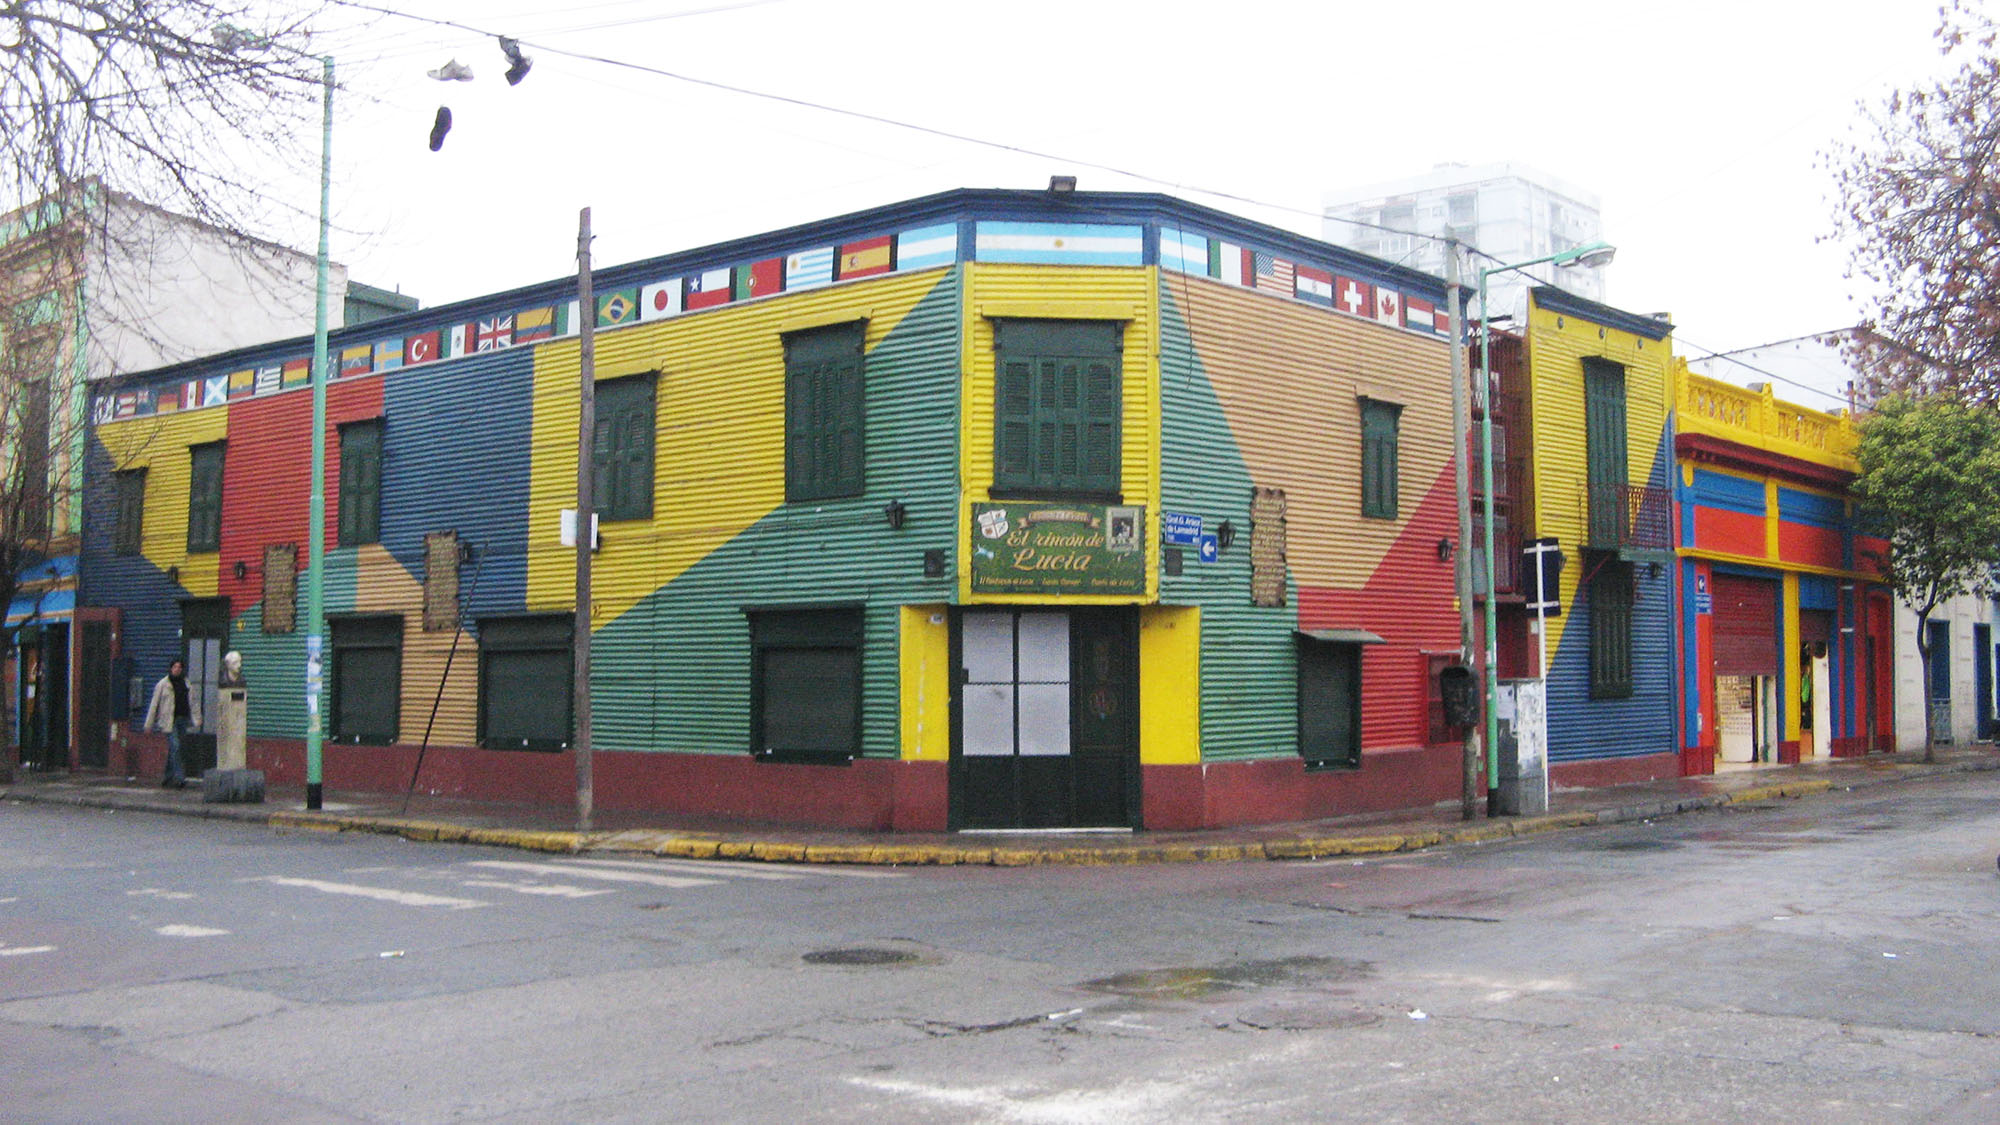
[204,681,264,804]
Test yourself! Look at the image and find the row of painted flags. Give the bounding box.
[94,219,1444,423]
[1161,228,1449,336]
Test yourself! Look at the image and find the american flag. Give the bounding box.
[1252,252,1295,297]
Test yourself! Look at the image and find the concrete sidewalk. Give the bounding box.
[5,748,1997,865]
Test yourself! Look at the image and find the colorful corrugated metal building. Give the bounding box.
[1672,366,1892,769]
[1483,289,1680,784]
[79,190,1474,830]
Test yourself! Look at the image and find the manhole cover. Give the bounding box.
[1235,1003,1383,1032]
[803,948,918,966]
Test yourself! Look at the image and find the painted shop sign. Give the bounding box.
[971,502,1145,595]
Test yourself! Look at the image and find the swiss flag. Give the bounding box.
[1374,286,1402,327]
[1336,275,1372,318]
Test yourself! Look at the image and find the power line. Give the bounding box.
[323,0,1440,245]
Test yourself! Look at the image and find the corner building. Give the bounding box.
[81,190,1465,831]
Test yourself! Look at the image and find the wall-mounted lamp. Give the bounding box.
[883,499,908,530]
[1647,561,1662,579]
[1048,174,1077,195]
[1216,519,1235,550]
[923,548,946,578]
[459,540,476,564]
[1436,537,1454,562]
[167,565,180,585]
[233,560,248,580]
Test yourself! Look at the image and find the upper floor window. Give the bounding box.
[337,420,382,546]
[783,324,865,501]
[592,374,656,521]
[186,442,225,553]
[113,468,146,555]
[993,319,1121,497]
[1360,398,1401,520]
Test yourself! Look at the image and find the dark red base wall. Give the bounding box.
[119,734,952,832]
[1141,744,1462,830]
[1550,751,1680,789]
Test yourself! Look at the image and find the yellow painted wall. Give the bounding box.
[958,263,1159,605]
[1139,604,1200,765]
[1525,298,1673,657]
[94,408,228,597]
[524,271,945,626]
[898,604,951,761]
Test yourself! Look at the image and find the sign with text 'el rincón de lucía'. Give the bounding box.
[970,502,1145,595]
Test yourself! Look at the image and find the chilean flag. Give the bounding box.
[684,267,733,311]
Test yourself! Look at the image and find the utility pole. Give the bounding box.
[304,56,333,812]
[573,207,596,832]
[1447,240,1480,820]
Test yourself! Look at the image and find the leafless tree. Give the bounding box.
[1,2,325,774]
[1831,1,2000,403]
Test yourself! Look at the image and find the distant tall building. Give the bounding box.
[1321,162,1606,313]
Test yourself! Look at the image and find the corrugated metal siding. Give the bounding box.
[564,269,962,760]
[1527,298,1677,760]
[960,263,1158,604]
[78,436,185,685]
[1159,273,1458,761]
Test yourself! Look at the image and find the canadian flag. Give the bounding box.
[1374,286,1402,327]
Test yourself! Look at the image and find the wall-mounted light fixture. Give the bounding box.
[1436,538,1454,562]
[883,499,908,530]
[459,540,476,564]
[923,548,946,578]
[1048,174,1078,195]
[233,560,248,580]
[167,565,180,585]
[1216,520,1235,550]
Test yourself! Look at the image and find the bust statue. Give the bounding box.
[220,650,246,687]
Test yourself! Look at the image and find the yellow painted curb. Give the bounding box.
[1728,780,1831,804]
[653,838,722,860]
[1441,822,1518,845]
[1512,812,1602,836]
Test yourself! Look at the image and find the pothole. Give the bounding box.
[803,947,920,966]
[1082,956,1373,1000]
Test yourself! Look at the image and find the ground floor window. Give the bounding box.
[1297,633,1364,769]
[330,615,402,745]
[748,606,863,762]
[478,614,573,750]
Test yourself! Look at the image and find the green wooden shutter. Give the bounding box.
[1361,400,1401,519]
[114,469,146,555]
[186,443,225,552]
[338,421,382,546]
[590,374,655,520]
[1583,358,1628,544]
[1589,561,1634,698]
[993,320,1122,494]
[784,324,865,501]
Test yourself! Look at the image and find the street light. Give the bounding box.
[1475,240,1616,804]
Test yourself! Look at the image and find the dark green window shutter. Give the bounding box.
[1298,637,1362,769]
[992,319,1121,494]
[784,324,865,501]
[590,373,655,520]
[1584,358,1628,544]
[114,469,146,555]
[186,443,225,553]
[330,615,401,745]
[748,607,864,760]
[1361,399,1401,519]
[337,420,382,546]
[478,614,574,750]
[1589,559,1634,698]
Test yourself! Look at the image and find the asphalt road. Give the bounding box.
[3,773,1998,1124]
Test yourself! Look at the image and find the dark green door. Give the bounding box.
[952,608,1137,829]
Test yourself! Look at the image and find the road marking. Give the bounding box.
[0,897,17,903]
[248,876,490,910]
[156,924,230,938]
[464,861,719,889]
[460,879,616,899]
[127,888,196,900]
[0,944,56,957]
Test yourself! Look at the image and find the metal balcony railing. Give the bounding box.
[1584,482,1672,551]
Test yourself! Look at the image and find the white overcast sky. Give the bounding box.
[298,0,1950,409]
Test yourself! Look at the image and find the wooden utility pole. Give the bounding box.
[1448,240,1481,820]
[573,207,596,832]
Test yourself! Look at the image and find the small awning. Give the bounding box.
[1297,627,1386,645]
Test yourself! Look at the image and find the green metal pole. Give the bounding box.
[304,55,332,810]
